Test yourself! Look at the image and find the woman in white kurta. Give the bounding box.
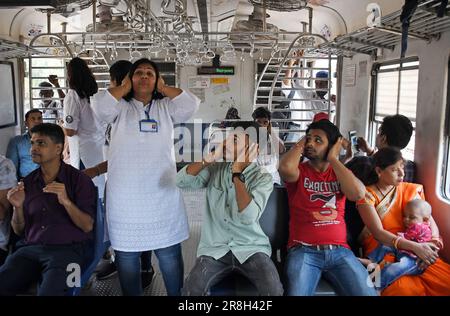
[92,58,199,296]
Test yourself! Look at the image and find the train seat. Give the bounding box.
[210,185,337,296]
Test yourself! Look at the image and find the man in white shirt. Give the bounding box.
[38,75,65,123]
[282,52,335,143]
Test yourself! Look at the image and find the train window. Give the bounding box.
[370,57,419,161]
[24,58,66,114]
[24,58,176,114]
[443,57,450,200]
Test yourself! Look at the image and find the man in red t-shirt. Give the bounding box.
[279,119,377,296]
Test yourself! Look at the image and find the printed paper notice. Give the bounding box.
[190,88,205,102]
[359,61,367,78]
[212,84,230,95]
[188,76,210,89]
[344,64,356,86]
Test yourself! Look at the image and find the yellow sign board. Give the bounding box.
[211,77,229,84]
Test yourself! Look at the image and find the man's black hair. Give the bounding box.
[231,121,261,145]
[25,109,42,120]
[306,119,342,157]
[252,106,271,121]
[380,114,413,149]
[109,60,132,86]
[30,123,65,148]
[38,81,53,88]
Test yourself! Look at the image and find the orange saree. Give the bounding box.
[356,182,450,296]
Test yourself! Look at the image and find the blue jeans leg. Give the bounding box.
[323,247,378,296]
[379,254,421,290]
[114,250,142,296]
[367,244,395,263]
[154,243,184,296]
[284,246,324,296]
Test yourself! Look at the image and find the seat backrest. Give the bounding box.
[259,185,290,269]
[259,185,290,249]
[210,185,290,296]
[68,195,110,296]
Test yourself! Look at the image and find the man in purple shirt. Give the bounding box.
[0,123,96,296]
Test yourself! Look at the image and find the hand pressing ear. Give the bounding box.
[327,137,343,162]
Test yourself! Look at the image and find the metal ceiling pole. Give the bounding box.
[93,0,97,33]
[262,0,267,33]
[47,10,52,33]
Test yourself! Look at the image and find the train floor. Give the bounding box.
[81,188,205,296]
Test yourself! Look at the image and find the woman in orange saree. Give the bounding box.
[356,147,450,296]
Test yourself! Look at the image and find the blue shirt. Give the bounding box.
[23,161,96,245]
[6,132,39,179]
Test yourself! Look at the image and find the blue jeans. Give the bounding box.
[367,244,422,290]
[285,245,377,296]
[114,243,184,296]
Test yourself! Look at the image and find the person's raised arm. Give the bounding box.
[279,137,305,183]
[357,137,375,156]
[108,74,132,101]
[157,76,182,99]
[282,58,296,87]
[232,143,258,212]
[48,75,65,104]
[327,137,365,201]
[7,182,25,235]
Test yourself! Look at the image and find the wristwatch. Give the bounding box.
[232,172,246,183]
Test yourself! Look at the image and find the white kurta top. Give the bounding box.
[91,89,200,251]
[63,89,105,196]
[281,81,335,130]
[257,135,281,185]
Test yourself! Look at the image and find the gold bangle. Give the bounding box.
[393,236,402,249]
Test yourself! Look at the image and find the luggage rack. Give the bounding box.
[318,0,450,57]
[0,37,45,60]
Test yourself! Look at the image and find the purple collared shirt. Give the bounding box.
[23,161,96,245]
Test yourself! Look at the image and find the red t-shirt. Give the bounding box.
[285,162,348,248]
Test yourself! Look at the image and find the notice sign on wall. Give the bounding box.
[211,77,229,85]
[188,76,210,89]
[344,64,356,86]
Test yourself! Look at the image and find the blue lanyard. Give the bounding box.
[144,100,154,120]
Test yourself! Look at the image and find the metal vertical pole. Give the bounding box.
[92,0,97,33]
[47,10,51,33]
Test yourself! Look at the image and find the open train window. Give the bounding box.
[369,57,419,161]
[443,57,450,201]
